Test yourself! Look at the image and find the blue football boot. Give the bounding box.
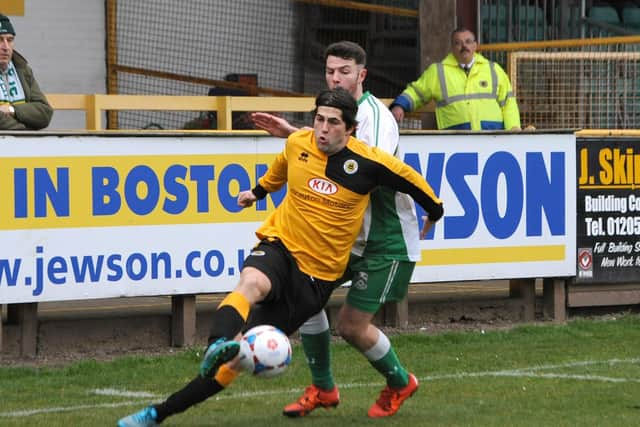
[117,406,158,427]
[199,337,240,378]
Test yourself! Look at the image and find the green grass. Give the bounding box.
[1,314,640,426]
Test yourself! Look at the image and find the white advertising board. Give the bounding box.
[0,134,280,303]
[403,133,576,282]
[0,132,576,304]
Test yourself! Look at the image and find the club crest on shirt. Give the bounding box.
[353,272,368,290]
[343,159,358,174]
[479,80,489,88]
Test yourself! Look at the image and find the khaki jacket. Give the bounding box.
[0,50,53,130]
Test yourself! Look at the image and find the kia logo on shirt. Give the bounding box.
[308,178,337,195]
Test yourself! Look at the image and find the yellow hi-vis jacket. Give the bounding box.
[391,53,521,130]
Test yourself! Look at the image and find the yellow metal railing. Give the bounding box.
[46,94,435,131]
[46,94,315,131]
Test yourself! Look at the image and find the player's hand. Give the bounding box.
[390,105,405,123]
[251,112,297,138]
[420,217,435,239]
[238,190,257,208]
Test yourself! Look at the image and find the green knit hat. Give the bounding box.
[0,14,15,36]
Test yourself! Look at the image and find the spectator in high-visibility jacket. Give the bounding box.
[390,27,521,131]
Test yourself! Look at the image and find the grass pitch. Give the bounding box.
[1,314,639,426]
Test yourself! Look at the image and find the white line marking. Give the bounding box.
[91,388,158,398]
[2,358,639,418]
[495,372,640,383]
[424,358,640,382]
[507,357,640,372]
[0,402,141,418]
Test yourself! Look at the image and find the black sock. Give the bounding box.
[207,305,247,345]
[154,375,223,422]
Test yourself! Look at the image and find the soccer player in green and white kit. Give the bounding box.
[251,40,422,418]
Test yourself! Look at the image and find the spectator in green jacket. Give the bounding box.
[390,27,521,131]
[0,14,53,130]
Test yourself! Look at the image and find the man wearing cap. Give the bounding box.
[0,14,52,130]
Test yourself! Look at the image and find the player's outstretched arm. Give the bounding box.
[238,190,257,208]
[251,112,299,138]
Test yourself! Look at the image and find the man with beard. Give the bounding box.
[390,27,521,131]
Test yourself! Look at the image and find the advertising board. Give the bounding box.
[0,132,576,303]
[576,137,640,283]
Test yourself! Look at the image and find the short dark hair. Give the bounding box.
[314,88,358,130]
[324,41,366,66]
[451,27,476,42]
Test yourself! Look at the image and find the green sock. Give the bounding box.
[365,332,409,388]
[300,330,334,390]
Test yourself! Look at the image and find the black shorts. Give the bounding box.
[242,239,337,336]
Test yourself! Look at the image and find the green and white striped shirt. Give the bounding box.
[351,91,420,262]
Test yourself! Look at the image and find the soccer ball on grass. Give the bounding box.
[238,325,292,378]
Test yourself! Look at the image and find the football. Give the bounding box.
[238,325,292,378]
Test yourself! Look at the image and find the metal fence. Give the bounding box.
[104,0,640,130]
[479,0,639,44]
[510,50,640,129]
[106,0,419,130]
[482,36,640,129]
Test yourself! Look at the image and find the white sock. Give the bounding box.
[363,330,391,361]
[299,310,329,335]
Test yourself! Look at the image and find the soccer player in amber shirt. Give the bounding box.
[117,88,443,427]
